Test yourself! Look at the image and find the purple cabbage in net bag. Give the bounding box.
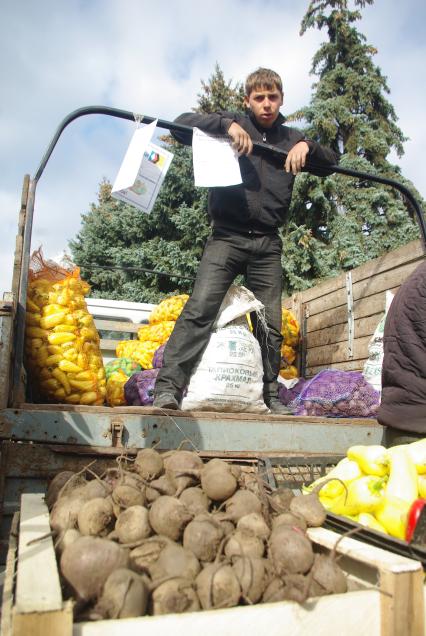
[278,378,308,406]
[124,369,159,406]
[153,343,166,369]
[290,369,380,418]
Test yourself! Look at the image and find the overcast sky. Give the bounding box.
[1,0,425,296]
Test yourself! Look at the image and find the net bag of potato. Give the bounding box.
[25,248,106,405]
[290,370,380,417]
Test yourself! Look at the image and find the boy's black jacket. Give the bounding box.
[172,110,339,234]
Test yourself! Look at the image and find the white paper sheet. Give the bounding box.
[192,127,242,187]
[112,119,173,214]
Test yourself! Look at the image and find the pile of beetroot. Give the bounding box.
[47,449,348,621]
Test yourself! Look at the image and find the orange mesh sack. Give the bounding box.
[25,248,106,405]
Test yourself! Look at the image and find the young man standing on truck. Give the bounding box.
[153,68,338,413]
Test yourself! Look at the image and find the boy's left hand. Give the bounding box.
[285,141,310,175]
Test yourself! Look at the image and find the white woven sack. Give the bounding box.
[181,324,268,413]
[363,290,394,393]
[214,284,264,329]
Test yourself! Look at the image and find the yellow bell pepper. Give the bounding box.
[58,359,84,374]
[69,379,96,392]
[26,327,48,339]
[74,370,95,381]
[54,387,67,400]
[48,332,76,345]
[79,391,98,405]
[357,512,388,534]
[405,439,426,474]
[36,348,49,365]
[77,352,89,369]
[42,304,69,316]
[77,314,94,327]
[64,393,81,404]
[345,476,387,514]
[53,324,78,333]
[385,447,418,505]
[306,457,363,498]
[80,326,99,343]
[26,298,41,313]
[47,345,62,355]
[347,445,389,476]
[320,476,386,517]
[40,378,60,392]
[39,368,52,380]
[374,496,410,540]
[45,354,63,367]
[40,312,68,330]
[25,312,41,326]
[51,368,72,394]
[62,348,78,362]
[30,338,43,350]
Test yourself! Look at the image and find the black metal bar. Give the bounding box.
[34,106,426,247]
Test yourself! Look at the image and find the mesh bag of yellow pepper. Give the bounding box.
[106,369,128,407]
[25,248,106,405]
[117,294,189,369]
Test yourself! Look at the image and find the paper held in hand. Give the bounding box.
[112,119,173,214]
[192,127,242,187]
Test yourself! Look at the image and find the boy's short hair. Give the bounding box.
[245,68,283,96]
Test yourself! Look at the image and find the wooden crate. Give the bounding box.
[283,239,425,377]
[1,494,424,636]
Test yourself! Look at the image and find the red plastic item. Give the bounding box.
[406,499,426,542]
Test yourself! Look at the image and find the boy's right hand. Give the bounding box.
[227,123,253,156]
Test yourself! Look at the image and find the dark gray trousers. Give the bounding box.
[154,229,283,403]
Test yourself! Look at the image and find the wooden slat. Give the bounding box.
[307,287,400,332]
[15,494,62,613]
[306,314,381,349]
[350,239,424,284]
[306,259,419,318]
[13,603,73,636]
[306,335,371,367]
[284,239,423,308]
[306,359,366,376]
[351,260,420,302]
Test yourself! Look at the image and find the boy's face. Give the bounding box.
[244,84,283,128]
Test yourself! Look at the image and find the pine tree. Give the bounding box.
[282,0,422,293]
[195,62,245,113]
[69,66,243,303]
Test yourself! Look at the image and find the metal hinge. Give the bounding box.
[111,417,124,447]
